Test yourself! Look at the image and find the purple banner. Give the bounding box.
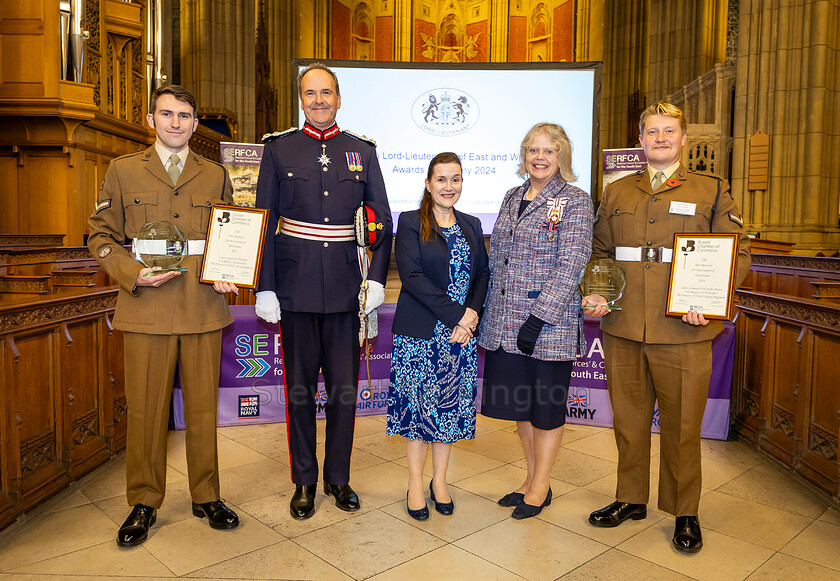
[174,306,735,440]
[602,147,647,172]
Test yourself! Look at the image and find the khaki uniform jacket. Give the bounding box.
[88,146,234,334]
[592,165,750,344]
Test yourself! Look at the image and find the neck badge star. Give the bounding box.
[318,144,331,168]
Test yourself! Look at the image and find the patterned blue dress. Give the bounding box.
[386,222,478,443]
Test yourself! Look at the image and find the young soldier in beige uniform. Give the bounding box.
[88,85,239,546]
[585,102,750,553]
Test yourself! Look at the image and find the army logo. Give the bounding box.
[412,88,479,137]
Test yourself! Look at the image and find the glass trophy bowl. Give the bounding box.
[579,258,627,311]
[135,221,188,273]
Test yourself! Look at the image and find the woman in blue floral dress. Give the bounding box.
[387,152,490,520]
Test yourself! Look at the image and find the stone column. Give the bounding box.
[265,0,296,129]
[394,0,412,61]
[489,0,509,62]
[179,0,255,142]
[576,0,604,62]
[297,0,328,59]
[647,0,728,103]
[601,0,649,152]
[731,0,840,253]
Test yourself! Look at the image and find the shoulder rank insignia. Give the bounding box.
[95,199,111,213]
[728,212,743,226]
[689,169,724,181]
[343,130,376,147]
[262,127,298,143]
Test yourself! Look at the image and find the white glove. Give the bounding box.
[254,291,281,323]
[360,280,385,315]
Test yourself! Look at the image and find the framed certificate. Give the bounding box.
[199,205,268,289]
[666,233,739,320]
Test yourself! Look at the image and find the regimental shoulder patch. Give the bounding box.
[98,246,112,258]
[343,130,376,147]
[95,199,111,213]
[262,127,298,143]
[728,212,744,226]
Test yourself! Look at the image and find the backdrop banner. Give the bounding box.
[173,304,735,440]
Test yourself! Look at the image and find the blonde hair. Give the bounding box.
[639,102,687,135]
[516,123,577,182]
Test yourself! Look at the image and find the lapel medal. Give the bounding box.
[541,197,569,240]
[346,152,362,172]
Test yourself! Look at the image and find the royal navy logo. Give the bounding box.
[238,395,260,418]
[412,88,479,136]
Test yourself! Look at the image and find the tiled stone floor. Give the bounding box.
[1,415,838,580]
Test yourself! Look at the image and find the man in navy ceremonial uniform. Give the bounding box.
[254,63,392,519]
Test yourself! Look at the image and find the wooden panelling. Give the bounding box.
[762,321,805,464]
[4,327,69,511]
[0,285,124,531]
[799,330,840,495]
[743,254,840,299]
[733,287,840,502]
[732,310,769,441]
[61,319,110,478]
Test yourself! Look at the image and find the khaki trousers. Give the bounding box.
[603,333,712,516]
[123,331,222,508]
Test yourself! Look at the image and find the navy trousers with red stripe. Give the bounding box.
[279,310,360,486]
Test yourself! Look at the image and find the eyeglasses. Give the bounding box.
[526,147,557,158]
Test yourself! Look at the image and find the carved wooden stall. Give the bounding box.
[0,236,125,531]
[732,254,840,503]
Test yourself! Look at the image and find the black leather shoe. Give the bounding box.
[290,484,317,519]
[673,515,703,553]
[117,504,156,547]
[511,488,552,520]
[192,499,239,530]
[324,482,360,512]
[406,492,429,521]
[588,501,647,527]
[498,491,524,508]
[430,480,454,515]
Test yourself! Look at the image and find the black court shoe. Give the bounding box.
[498,491,525,508]
[511,488,552,520]
[406,492,430,521]
[430,480,454,515]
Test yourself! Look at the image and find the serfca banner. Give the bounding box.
[602,147,647,194]
[174,306,735,440]
[220,142,263,207]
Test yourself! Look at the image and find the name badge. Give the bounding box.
[670,201,696,216]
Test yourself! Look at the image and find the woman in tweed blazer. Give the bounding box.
[478,123,593,519]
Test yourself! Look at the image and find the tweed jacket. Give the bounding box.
[592,164,751,344]
[479,175,593,361]
[391,209,490,340]
[87,146,234,335]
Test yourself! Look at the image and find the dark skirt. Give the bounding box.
[480,348,572,430]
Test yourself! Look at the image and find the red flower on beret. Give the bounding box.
[666,178,680,187]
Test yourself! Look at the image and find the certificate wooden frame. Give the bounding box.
[199,205,268,289]
[666,233,739,320]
